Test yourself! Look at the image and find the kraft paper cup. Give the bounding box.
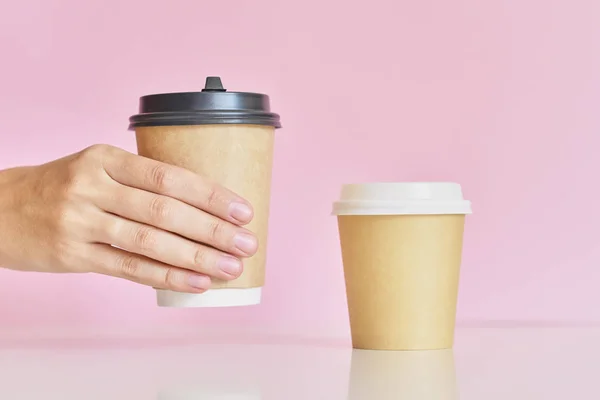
[135,124,274,308]
[332,183,472,350]
[129,77,281,307]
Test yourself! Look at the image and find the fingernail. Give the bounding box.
[218,256,242,277]
[229,202,253,223]
[234,233,258,256]
[187,274,211,290]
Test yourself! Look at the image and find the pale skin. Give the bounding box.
[0,144,258,293]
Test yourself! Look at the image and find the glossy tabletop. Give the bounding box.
[0,326,598,399]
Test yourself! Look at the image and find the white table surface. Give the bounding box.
[0,325,597,399]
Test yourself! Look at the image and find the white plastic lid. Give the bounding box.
[331,182,472,215]
[156,287,262,308]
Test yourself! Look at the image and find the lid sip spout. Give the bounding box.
[202,76,226,92]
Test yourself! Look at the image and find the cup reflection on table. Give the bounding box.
[348,349,459,400]
[157,386,261,400]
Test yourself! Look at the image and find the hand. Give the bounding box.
[0,144,258,293]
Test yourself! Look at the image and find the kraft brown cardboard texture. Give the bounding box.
[135,124,275,289]
[338,214,465,350]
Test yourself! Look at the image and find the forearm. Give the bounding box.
[0,168,11,267]
[0,166,32,268]
[0,166,29,190]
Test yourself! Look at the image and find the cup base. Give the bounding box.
[351,343,454,351]
[156,287,262,308]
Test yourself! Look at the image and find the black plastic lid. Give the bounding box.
[128,77,281,130]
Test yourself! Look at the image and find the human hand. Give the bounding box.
[0,144,258,293]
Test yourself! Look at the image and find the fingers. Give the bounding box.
[101,147,253,226]
[91,243,211,293]
[95,184,258,257]
[98,214,244,281]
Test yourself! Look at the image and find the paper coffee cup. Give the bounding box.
[332,183,472,350]
[129,77,281,307]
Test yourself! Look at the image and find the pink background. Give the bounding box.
[0,0,599,337]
